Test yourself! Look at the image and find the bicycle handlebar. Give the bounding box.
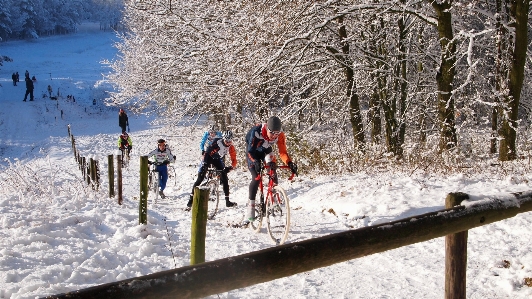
[148,161,170,166]
[263,165,296,180]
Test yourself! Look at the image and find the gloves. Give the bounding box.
[268,162,277,170]
[223,166,233,173]
[288,161,298,175]
[254,160,262,173]
[163,160,170,165]
[201,150,205,156]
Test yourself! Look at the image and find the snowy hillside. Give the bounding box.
[0,26,532,299]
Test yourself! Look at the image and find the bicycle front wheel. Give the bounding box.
[203,179,220,219]
[266,186,290,245]
[168,165,177,186]
[150,171,159,202]
[249,198,264,233]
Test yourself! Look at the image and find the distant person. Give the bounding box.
[15,72,19,82]
[118,108,129,133]
[47,85,53,98]
[23,76,34,102]
[117,131,133,156]
[31,76,36,83]
[11,73,17,86]
[25,70,29,79]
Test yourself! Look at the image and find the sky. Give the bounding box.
[0,23,532,299]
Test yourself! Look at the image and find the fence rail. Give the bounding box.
[43,191,532,299]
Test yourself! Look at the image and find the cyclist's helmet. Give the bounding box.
[267,116,282,132]
[157,138,165,144]
[222,130,233,142]
[208,125,216,134]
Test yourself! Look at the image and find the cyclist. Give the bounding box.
[187,130,238,209]
[147,139,175,199]
[200,125,222,156]
[243,116,298,223]
[117,131,133,156]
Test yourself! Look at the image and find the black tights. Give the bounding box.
[191,158,229,197]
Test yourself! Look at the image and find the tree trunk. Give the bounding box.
[396,11,407,158]
[338,16,365,151]
[432,1,458,152]
[499,0,529,161]
[369,90,381,144]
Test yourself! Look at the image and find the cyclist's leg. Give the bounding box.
[245,164,261,221]
[213,159,235,207]
[188,166,207,207]
[160,166,168,191]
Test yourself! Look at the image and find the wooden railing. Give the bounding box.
[43,188,532,299]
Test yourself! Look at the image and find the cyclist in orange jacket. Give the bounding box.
[244,116,297,223]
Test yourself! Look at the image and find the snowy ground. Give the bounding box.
[0,25,532,299]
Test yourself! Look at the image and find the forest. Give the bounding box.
[0,0,123,40]
[106,1,532,174]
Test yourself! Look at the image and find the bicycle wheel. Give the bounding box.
[202,179,220,219]
[249,193,264,232]
[168,165,177,186]
[266,186,290,245]
[151,171,159,202]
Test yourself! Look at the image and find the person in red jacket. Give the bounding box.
[244,116,297,223]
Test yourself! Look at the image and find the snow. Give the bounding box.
[1,24,532,299]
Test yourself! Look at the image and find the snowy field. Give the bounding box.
[0,26,532,299]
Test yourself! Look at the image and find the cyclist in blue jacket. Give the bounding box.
[199,125,222,155]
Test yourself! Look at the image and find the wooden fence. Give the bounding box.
[68,124,99,190]
[43,191,532,299]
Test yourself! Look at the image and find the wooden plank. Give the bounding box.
[44,191,532,299]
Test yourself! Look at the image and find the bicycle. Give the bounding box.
[198,164,222,220]
[148,161,171,203]
[248,164,295,245]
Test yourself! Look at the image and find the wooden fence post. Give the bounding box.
[95,160,100,191]
[81,157,86,180]
[108,155,115,199]
[89,158,96,189]
[191,187,209,265]
[445,192,469,299]
[117,155,123,204]
[139,156,148,225]
[86,158,91,185]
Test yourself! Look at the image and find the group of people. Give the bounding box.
[11,72,19,86]
[115,109,298,222]
[186,116,298,223]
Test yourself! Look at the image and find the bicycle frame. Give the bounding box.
[258,165,295,204]
[251,164,295,245]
